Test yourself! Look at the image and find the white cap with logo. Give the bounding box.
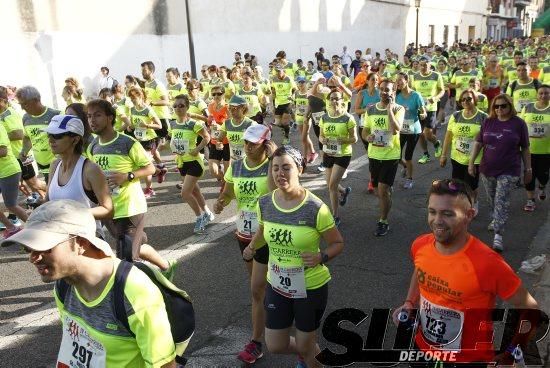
[44,114,85,137]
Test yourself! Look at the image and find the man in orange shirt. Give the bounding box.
[352,61,371,92]
[393,179,540,367]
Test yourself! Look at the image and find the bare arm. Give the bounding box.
[8,129,24,141]
[83,161,114,220]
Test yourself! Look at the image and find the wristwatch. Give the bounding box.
[320,251,329,265]
[127,172,135,182]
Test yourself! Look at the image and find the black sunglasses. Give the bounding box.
[494,103,509,110]
[173,103,188,109]
[48,132,76,140]
[461,97,473,102]
[211,92,223,96]
[432,179,473,206]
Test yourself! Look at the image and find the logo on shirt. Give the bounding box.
[374,117,386,127]
[228,133,240,143]
[95,156,110,171]
[238,180,258,195]
[269,227,293,247]
[30,127,43,137]
[326,125,336,133]
[457,125,471,134]
[532,115,544,123]
[518,90,530,98]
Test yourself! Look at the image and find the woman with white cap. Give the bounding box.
[214,124,276,365]
[45,114,113,224]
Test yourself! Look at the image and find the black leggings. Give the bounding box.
[526,154,550,191]
[312,122,323,151]
[359,127,369,151]
[400,134,420,161]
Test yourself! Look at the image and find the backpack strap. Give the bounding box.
[55,279,70,304]
[510,80,518,95]
[534,79,541,91]
[113,260,134,336]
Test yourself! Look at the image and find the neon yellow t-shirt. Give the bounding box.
[294,92,308,123]
[0,106,24,156]
[506,79,539,111]
[319,112,356,157]
[239,87,264,117]
[447,109,487,165]
[258,189,334,290]
[521,103,550,154]
[22,107,60,172]
[167,82,188,120]
[411,71,444,112]
[54,259,175,368]
[220,118,257,160]
[450,70,479,102]
[130,106,159,142]
[88,133,150,219]
[169,119,206,166]
[364,103,405,160]
[0,123,21,178]
[271,76,296,107]
[224,157,270,238]
[144,79,170,119]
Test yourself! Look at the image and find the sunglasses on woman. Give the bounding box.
[494,103,509,110]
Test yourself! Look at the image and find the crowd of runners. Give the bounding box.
[0,35,549,367]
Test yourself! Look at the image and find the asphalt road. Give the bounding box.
[0,119,548,367]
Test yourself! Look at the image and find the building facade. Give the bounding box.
[487,0,546,41]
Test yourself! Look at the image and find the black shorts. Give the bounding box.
[451,160,480,191]
[237,238,269,264]
[369,158,399,187]
[18,159,36,181]
[103,214,146,261]
[264,283,328,332]
[400,134,420,161]
[526,153,550,191]
[139,138,157,152]
[208,142,230,162]
[157,118,170,139]
[275,103,292,116]
[249,111,264,124]
[322,154,351,169]
[178,160,204,177]
[420,111,436,130]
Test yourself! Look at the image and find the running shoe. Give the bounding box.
[317,163,326,173]
[374,221,389,237]
[403,178,414,189]
[367,180,374,193]
[157,167,168,184]
[162,259,178,282]
[176,183,183,190]
[193,216,205,234]
[143,188,156,199]
[9,217,22,227]
[342,170,348,179]
[539,187,546,201]
[282,137,290,145]
[3,226,22,240]
[237,341,263,364]
[523,199,536,212]
[434,141,442,158]
[202,211,215,227]
[418,154,431,164]
[339,187,351,206]
[308,152,319,163]
[492,234,503,253]
[487,220,495,232]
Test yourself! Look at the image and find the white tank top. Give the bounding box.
[48,156,104,236]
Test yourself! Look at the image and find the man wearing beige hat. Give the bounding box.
[1,199,176,368]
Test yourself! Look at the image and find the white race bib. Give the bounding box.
[323,139,342,155]
[372,129,392,147]
[419,296,464,350]
[517,99,530,111]
[455,137,473,155]
[210,125,222,140]
[57,315,107,368]
[134,127,147,141]
[236,210,258,236]
[231,145,244,160]
[528,123,547,138]
[170,138,189,155]
[488,78,499,88]
[312,111,325,125]
[269,263,307,299]
[401,119,413,134]
[296,105,307,116]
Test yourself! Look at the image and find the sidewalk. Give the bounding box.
[520,209,550,366]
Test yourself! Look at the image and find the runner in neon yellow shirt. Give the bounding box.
[239,71,266,124]
[319,90,357,226]
[243,145,344,368]
[218,96,258,161]
[214,124,276,364]
[505,61,540,112]
[440,89,488,215]
[169,94,214,234]
[362,79,405,237]
[271,66,297,145]
[16,85,60,182]
[166,67,188,121]
[520,85,550,211]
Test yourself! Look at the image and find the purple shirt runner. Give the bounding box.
[476,116,529,177]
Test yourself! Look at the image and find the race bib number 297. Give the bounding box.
[57,315,106,368]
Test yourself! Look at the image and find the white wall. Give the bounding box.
[1,0,487,107]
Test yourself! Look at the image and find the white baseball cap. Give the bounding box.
[1,200,113,257]
[243,124,271,144]
[44,114,85,137]
[310,72,325,83]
